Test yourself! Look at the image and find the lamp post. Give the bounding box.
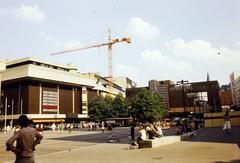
[187,92,198,113]
[11,99,14,128]
[4,97,7,133]
[175,80,191,116]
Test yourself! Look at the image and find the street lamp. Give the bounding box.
[187,92,198,113]
[175,80,192,116]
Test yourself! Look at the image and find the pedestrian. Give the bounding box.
[101,121,105,133]
[129,124,146,150]
[154,123,163,137]
[106,122,113,142]
[130,124,135,141]
[51,123,56,133]
[69,124,74,133]
[223,111,231,132]
[6,125,11,133]
[107,122,113,132]
[6,115,43,163]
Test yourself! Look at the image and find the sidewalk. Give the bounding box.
[34,127,240,163]
[188,126,240,145]
[1,127,240,163]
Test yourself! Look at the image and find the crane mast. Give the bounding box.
[50,30,131,95]
[108,29,113,93]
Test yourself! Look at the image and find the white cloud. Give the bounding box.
[140,39,240,84]
[126,17,160,39]
[41,32,61,46]
[141,49,193,73]
[114,64,139,78]
[63,40,82,49]
[165,38,218,59]
[41,32,82,50]
[0,5,46,23]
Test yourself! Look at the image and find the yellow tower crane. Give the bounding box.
[50,29,131,94]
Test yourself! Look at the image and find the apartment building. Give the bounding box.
[230,72,240,109]
[149,80,173,110]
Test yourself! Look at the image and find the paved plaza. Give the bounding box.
[0,127,239,163]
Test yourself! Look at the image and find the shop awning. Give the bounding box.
[32,119,65,123]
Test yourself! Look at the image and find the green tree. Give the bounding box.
[130,88,165,123]
[112,94,129,118]
[88,95,113,121]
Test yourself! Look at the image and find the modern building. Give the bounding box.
[113,77,137,96]
[230,72,240,109]
[126,87,148,102]
[149,80,173,110]
[126,79,222,116]
[0,57,124,126]
[169,80,222,114]
[219,84,232,111]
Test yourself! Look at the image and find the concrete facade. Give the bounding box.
[126,80,222,116]
[149,80,173,110]
[169,81,221,114]
[230,72,240,109]
[220,90,232,109]
[113,77,137,97]
[0,57,124,124]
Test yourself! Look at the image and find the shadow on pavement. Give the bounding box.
[186,127,240,147]
[213,159,240,163]
[48,129,130,144]
[47,127,177,145]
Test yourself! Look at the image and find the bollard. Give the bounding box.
[107,132,110,142]
[128,127,131,140]
[107,131,113,143]
[116,130,121,142]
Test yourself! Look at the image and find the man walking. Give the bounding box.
[6,115,43,163]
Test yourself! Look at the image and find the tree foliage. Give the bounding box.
[130,88,165,123]
[88,95,113,122]
[112,94,129,118]
[88,89,165,123]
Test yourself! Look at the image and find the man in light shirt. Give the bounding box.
[6,115,43,163]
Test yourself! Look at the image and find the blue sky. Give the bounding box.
[0,0,239,86]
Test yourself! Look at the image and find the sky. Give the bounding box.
[0,0,240,86]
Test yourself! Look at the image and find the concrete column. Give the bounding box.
[0,73,1,106]
[4,97,7,132]
[11,99,14,128]
[72,88,75,113]
[20,99,23,114]
[39,83,42,114]
[0,62,6,115]
[18,83,22,114]
[57,85,59,115]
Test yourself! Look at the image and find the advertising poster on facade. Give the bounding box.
[42,90,58,113]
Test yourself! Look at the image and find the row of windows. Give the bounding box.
[7,60,70,72]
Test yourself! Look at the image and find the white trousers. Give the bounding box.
[223,121,231,130]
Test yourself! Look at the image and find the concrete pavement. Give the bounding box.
[1,127,239,163]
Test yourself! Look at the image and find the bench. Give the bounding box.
[138,136,181,148]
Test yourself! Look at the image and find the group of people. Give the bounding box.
[174,111,232,135]
[130,122,163,149]
[4,111,233,162]
[175,118,195,135]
